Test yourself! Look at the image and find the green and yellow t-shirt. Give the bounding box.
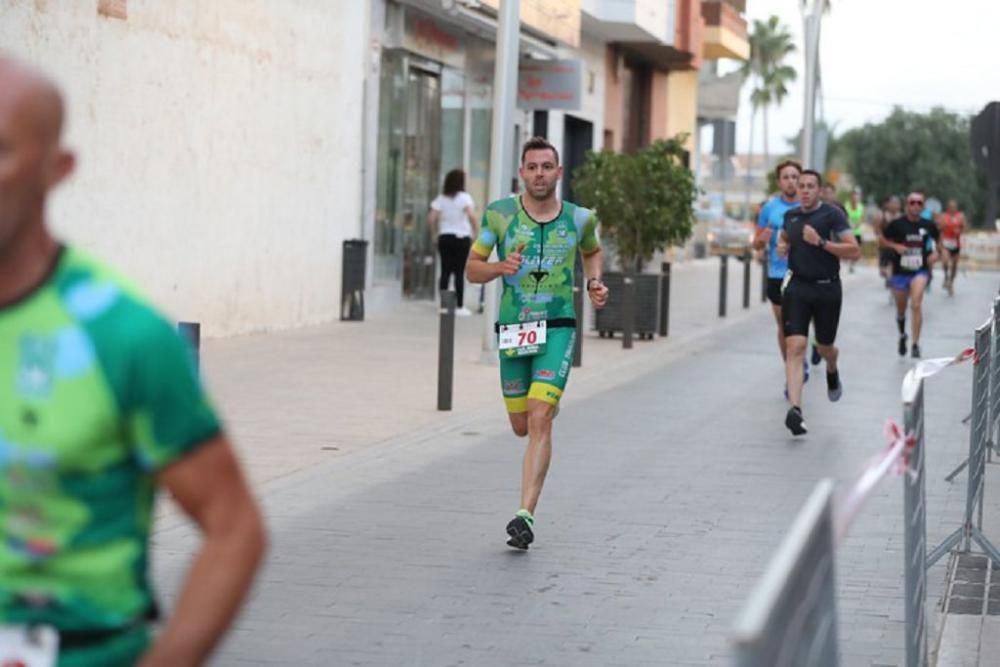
[0,246,220,661]
[472,196,600,326]
[847,201,865,235]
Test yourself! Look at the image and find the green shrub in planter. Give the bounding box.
[573,136,697,274]
[573,136,697,336]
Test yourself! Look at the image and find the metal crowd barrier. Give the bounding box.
[733,302,1000,666]
[731,480,839,667]
[902,373,928,667]
[732,425,919,666]
[989,297,1000,459]
[927,319,1000,567]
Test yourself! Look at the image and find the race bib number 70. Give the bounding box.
[498,320,547,358]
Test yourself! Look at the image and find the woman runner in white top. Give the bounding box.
[429,169,478,315]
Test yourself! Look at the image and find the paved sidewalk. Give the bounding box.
[153,264,1000,666]
[188,258,768,490]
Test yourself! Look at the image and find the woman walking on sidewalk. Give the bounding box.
[429,169,478,315]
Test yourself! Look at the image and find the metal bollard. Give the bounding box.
[742,251,751,309]
[437,291,456,411]
[658,261,671,338]
[573,252,583,367]
[760,257,768,303]
[622,274,635,350]
[176,321,200,375]
[719,254,728,318]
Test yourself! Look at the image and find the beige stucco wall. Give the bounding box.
[649,69,670,142]
[665,69,698,151]
[0,0,367,336]
[603,45,622,151]
[480,0,582,47]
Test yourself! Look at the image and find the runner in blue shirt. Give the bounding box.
[754,159,805,395]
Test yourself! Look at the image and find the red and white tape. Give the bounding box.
[901,347,975,403]
[835,347,975,542]
[835,420,916,543]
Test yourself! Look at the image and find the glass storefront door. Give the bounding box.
[400,65,441,298]
[374,51,442,299]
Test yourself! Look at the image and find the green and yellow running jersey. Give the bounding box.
[472,196,600,326]
[0,246,220,636]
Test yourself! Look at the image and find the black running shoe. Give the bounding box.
[827,371,842,402]
[911,344,921,359]
[506,516,534,550]
[898,334,908,357]
[785,406,808,436]
[811,344,822,366]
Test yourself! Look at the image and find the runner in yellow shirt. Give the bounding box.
[845,190,865,274]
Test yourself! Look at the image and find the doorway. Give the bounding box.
[373,51,442,299]
[401,65,441,299]
[562,115,594,202]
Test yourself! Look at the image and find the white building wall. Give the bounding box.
[547,31,606,164]
[547,30,607,176]
[576,31,607,135]
[0,0,367,336]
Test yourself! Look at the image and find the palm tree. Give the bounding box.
[740,16,797,185]
[800,0,832,12]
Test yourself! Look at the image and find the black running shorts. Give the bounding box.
[782,278,842,345]
[766,278,784,306]
[878,248,894,267]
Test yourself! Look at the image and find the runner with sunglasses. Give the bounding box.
[880,191,940,358]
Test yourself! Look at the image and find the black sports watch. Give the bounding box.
[587,278,602,291]
[818,238,827,249]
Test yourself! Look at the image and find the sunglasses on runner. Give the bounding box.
[907,199,924,206]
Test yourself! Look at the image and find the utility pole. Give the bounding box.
[801,1,822,169]
[481,0,520,363]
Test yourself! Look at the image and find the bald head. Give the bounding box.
[0,53,65,148]
[0,54,75,261]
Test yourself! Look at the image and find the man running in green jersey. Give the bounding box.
[0,55,266,666]
[845,190,865,274]
[467,137,608,550]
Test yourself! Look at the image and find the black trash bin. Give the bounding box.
[341,239,368,321]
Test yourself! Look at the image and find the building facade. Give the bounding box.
[1,1,748,334]
[364,0,603,310]
[0,0,369,336]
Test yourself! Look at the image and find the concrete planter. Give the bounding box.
[594,272,660,340]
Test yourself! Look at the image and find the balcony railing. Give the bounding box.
[701,0,748,60]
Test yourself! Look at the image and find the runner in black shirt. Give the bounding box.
[777,170,860,435]
[880,191,939,358]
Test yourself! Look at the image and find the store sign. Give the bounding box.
[479,0,581,48]
[517,59,582,110]
[402,8,465,69]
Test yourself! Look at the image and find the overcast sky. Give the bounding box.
[718,0,1000,155]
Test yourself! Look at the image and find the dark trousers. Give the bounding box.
[438,234,471,308]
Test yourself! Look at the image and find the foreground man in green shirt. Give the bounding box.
[467,137,608,550]
[0,55,266,666]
